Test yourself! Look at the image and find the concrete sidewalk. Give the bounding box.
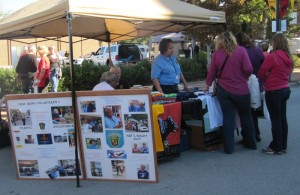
[1,84,300,194]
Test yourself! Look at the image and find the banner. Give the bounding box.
[268,0,276,18]
[280,0,289,18]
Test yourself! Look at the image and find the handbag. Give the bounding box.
[212,55,228,96]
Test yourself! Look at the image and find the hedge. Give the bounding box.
[0,51,208,97]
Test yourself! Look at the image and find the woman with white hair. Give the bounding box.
[92,71,119,91]
[35,45,50,93]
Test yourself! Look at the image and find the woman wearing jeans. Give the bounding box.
[204,32,257,154]
[48,46,62,92]
[258,33,293,155]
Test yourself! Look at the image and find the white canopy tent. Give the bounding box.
[0,0,225,41]
[150,32,187,43]
[0,1,225,185]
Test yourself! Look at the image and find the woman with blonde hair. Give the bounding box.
[35,45,50,93]
[48,45,62,92]
[204,32,256,154]
[258,33,293,155]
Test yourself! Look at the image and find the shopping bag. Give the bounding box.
[247,74,261,108]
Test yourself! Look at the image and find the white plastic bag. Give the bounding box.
[247,74,261,108]
[261,91,270,120]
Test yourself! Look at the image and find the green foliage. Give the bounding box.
[59,60,109,91]
[0,68,22,97]
[119,37,151,45]
[0,54,208,95]
[178,51,208,81]
[292,55,300,67]
[118,60,152,88]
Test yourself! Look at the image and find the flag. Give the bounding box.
[291,0,295,10]
[280,0,289,18]
[268,0,276,19]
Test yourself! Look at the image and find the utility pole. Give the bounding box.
[276,0,280,32]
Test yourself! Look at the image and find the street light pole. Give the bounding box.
[276,0,280,32]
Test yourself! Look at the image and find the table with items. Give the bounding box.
[151,91,224,160]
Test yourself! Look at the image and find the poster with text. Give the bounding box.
[77,90,157,182]
[6,94,83,180]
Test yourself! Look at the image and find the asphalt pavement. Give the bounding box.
[1,70,300,195]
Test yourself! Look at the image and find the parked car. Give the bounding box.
[137,45,149,59]
[90,44,143,66]
[73,53,92,65]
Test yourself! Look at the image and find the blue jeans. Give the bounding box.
[50,70,59,92]
[266,87,291,152]
[217,86,256,154]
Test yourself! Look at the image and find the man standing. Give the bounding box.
[16,45,38,94]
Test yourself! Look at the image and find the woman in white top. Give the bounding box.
[48,46,62,92]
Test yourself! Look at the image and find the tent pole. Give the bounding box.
[67,12,81,188]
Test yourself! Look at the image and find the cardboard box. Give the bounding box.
[186,120,223,150]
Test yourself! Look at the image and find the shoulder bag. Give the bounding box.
[212,55,229,96]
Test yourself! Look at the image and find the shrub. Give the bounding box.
[59,60,109,91]
[0,53,208,96]
[0,68,22,98]
[292,55,300,67]
[178,51,208,81]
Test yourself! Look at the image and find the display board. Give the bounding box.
[76,89,157,182]
[5,93,83,180]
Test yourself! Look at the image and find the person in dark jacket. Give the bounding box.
[16,45,38,93]
[236,32,265,142]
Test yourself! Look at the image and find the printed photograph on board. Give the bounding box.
[90,161,103,177]
[46,159,81,179]
[79,101,96,113]
[124,114,149,132]
[86,138,101,149]
[137,163,150,180]
[53,133,68,143]
[80,115,103,133]
[68,128,75,147]
[18,160,40,177]
[10,108,32,126]
[132,142,149,154]
[107,150,127,159]
[51,106,74,124]
[128,100,146,112]
[103,105,122,129]
[24,134,35,144]
[111,160,126,178]
[37,133,53,145]
[14,133,23,148]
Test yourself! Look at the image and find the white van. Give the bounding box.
[137,45,149,59]
[90,44,142,66]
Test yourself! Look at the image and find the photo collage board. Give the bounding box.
[6,95,83,180]
[6,90,157,182]
[77,91,157,182]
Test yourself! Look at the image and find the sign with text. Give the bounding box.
[76,89,157,182]
[6,93,83,180]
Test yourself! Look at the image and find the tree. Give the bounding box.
[118,37,150,45]
[183,0,299,41]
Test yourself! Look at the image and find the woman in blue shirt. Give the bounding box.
[151,38,189,94]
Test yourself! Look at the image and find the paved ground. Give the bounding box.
[1,69,300,195]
